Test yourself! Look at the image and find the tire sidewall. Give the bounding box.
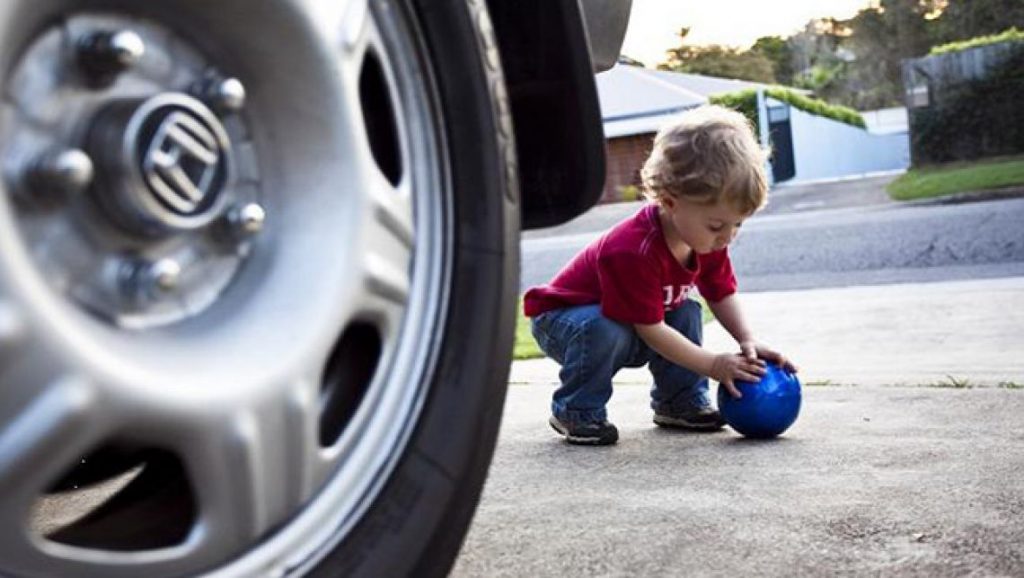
[307,0,519,575]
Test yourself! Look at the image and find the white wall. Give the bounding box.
[861,107,909,135]
[766,98,911,183]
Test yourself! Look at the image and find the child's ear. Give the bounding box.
[659,195,676,211]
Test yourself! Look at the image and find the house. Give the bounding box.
[596,65,910,202]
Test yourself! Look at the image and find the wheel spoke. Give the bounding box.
[0,379,101,499]
[359,171,414,317]
[372,177,415,251]
[183,380,319,548]
[365,252,410,305]
[0,379,105,565]
[294,0,371,55]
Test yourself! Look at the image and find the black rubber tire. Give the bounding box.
[306,0,519,576]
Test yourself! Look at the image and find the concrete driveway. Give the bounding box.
[452,384,1024,577]
[452,277,1024,577]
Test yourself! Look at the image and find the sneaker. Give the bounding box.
[653,405,726,431]
[548,415,619,445]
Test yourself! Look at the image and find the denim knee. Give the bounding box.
[649,299,711,411]
[578,314,636,365]
[533,306,642,423]
[531,305,637,368]
[663,299,703,345]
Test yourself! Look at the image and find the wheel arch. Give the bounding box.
[486,0,626,230]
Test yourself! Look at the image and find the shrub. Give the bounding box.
[709,88,866,129]
[909,44,1024,164]
[617,185,642,202]
[930,27,1024,56]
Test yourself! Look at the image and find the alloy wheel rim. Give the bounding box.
[0,0,450,576]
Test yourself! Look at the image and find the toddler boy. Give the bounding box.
[524,105,797,445]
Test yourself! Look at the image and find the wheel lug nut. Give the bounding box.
[25,149,95,201]
[227,203,266,237]
[78,30,145,78]
[123,258,182,300]
[147,259,182,293]
[205,77,247,112]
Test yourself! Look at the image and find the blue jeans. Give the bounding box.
[530,299,710,424]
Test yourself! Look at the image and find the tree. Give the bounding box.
[787,18,848,80]
[931,0,1024,45]
[659,28,776,83]
[751,36,796,85]
[785,1,940,109]
[838,0,936,108]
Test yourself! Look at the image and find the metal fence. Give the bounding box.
[902,41,1024,164]
[903,42,1019,107]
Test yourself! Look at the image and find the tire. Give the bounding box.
[0,0,517,576]
[311,0,520,575]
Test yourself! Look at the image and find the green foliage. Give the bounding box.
[930,375,975,388]
[514,299,542,360]
[767,88,865,128]
[660,28,775,83]
[833,1,935,108]
[655,0,1024,111]
[886,156,1024,201]
[751,36,796,85]
[709,88,865,130]
[930,27,1024,55]
[617,185,642,202]
[909,46,1024,164]
[793,63,845,94]
[708,90,758,127]
[930,0,1024,47]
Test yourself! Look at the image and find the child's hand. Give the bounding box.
[739,340,799,374]
[710,353,766,398]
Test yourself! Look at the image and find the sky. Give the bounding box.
[620,0,875,67]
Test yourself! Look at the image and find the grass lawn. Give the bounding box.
[514,296,713,361]
[514,299,544,360]
[888,155,1024,201]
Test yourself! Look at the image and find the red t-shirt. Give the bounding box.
[523,203,737,324]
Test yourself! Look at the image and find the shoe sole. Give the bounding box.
[653,415,725,431]
[549,416,618,446]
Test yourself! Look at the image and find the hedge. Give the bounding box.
[709,88,866,130]
[930,27,1024,56]
[909,44,1024,164]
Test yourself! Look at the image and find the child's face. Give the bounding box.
[661,196,749,254]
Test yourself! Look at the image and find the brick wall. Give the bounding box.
[602,133,655,203]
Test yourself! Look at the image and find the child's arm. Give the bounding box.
[707,294,798,373]
[634,321,765,398]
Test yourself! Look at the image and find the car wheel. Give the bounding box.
[0,0,518,576]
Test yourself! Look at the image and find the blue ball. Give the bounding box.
[717,362,802,438]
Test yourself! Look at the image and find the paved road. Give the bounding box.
[452,385,1024,578]
[523,174,900,241]
[521,194,1024,293]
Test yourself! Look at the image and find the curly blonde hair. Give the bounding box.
[641,105,769,215]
